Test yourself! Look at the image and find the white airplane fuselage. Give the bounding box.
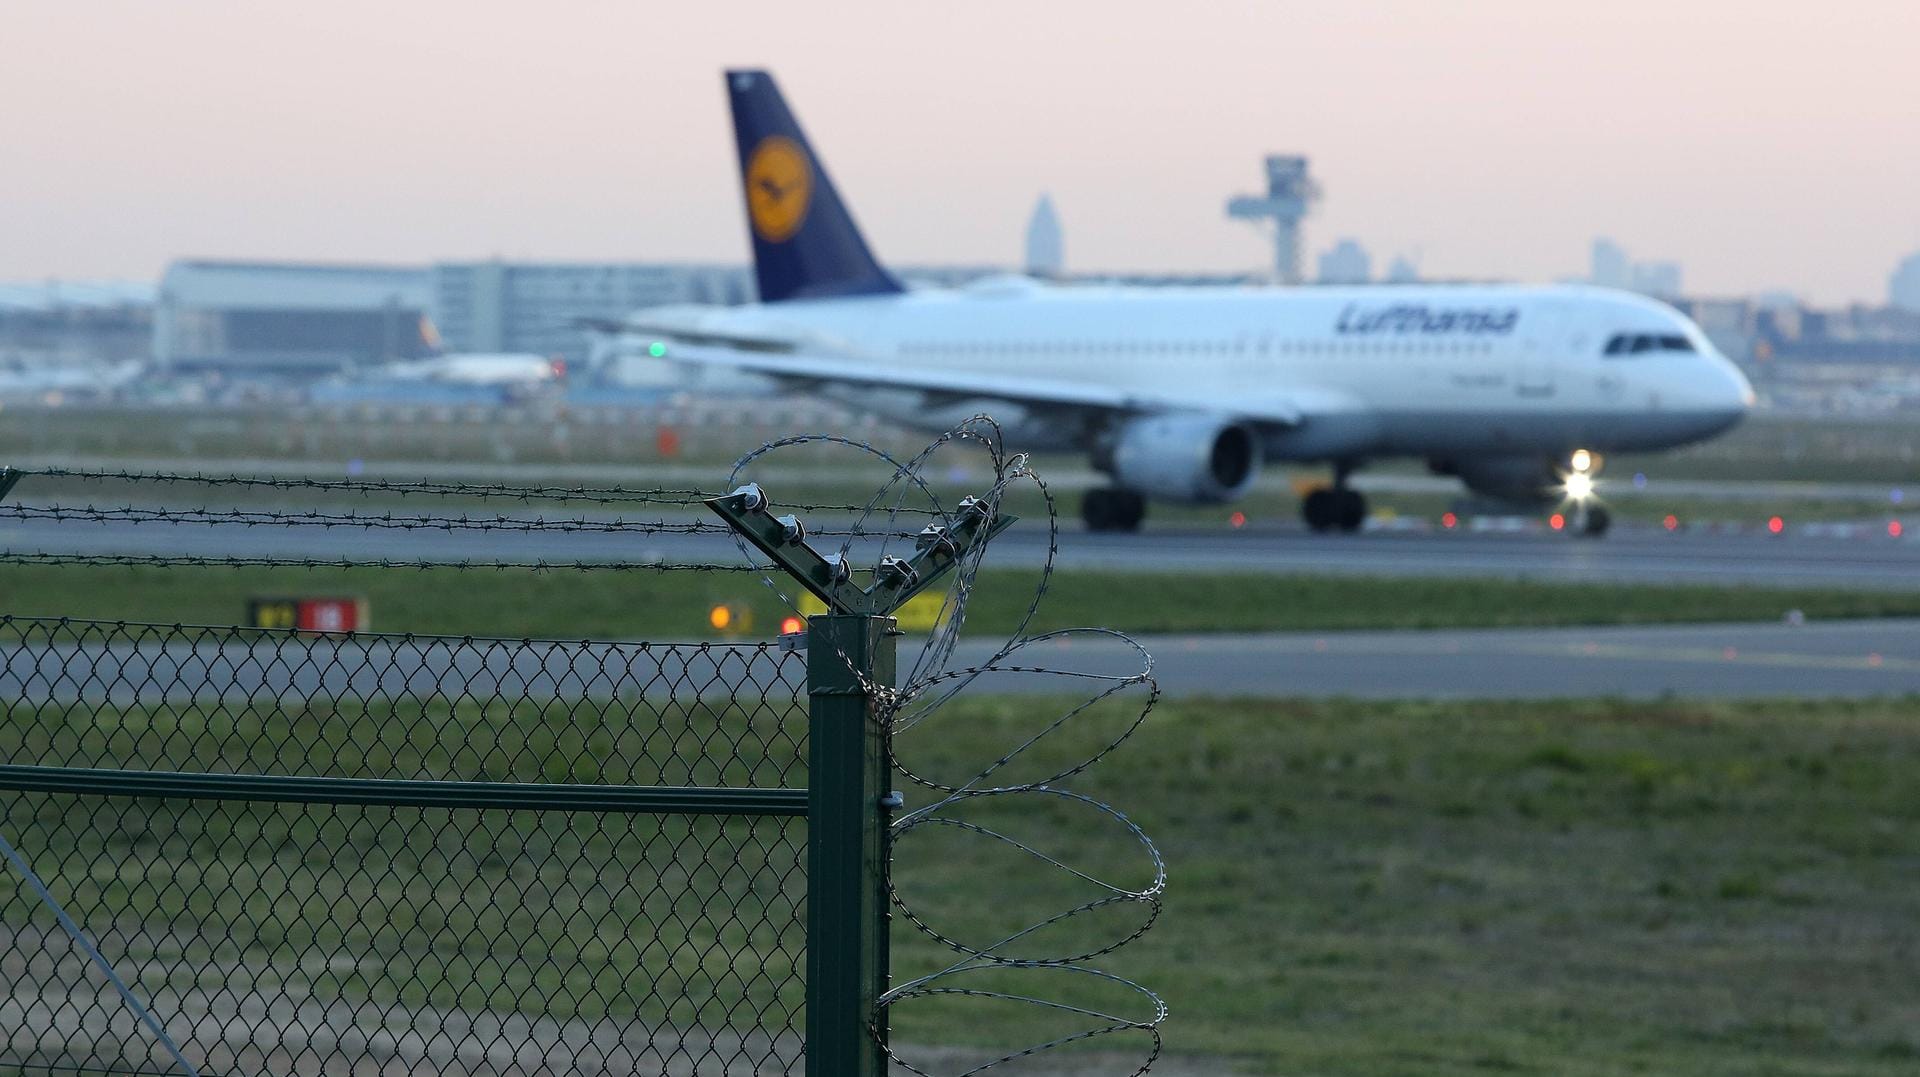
[649,279,1753,463]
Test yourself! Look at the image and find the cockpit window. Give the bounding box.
[1603,332,1697,357]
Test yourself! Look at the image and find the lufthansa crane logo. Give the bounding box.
[745,136,812,243]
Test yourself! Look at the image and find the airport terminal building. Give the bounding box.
[153,261,435,375]
[430,261,752,367]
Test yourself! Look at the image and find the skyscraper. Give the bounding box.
[1316,239,1372,285]
[1892,252,1920,313]
[1590,238,1631,290]
[1024,194,1064,278]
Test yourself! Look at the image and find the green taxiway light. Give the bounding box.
[648,341,668,358]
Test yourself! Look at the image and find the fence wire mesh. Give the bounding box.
[0,615,810,1077]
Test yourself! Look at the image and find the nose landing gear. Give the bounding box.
[1571,503,1611,538]
[1563,449,1609,537]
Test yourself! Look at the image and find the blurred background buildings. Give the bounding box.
[3,153,1918,418]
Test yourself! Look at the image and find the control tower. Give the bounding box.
[1226,155,1320,285]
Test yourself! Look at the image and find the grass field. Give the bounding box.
[4,564,1919,639]
[4,692,1915,1075]
[892,696,1920,1076]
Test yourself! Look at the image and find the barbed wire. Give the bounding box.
[719,417,1165,1077]
[0,551,759,573]
[0,502,918,538]
[4,466,945,515]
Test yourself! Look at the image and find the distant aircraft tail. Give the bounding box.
[725,69,902,303]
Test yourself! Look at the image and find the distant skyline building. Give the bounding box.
[1892,252,1920,313]
[1631,260,1683,298]
[1590,238,1631,290]
[1227,155,1319,285]
[1588,237,1682,299]
[1316,238,1372,285]
[1384,255,1420,284]
[1023,194,1064,278]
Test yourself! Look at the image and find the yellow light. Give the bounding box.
[708,604,733,631]
[1565,471,1594,501]
[1570,448,1593,473]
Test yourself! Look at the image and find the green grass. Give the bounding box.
[891,696,1920,1075]
[6,692,1916,1074]
[5,564,1920,640]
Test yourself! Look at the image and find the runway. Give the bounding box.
[8,616,1918,704]
[961,618,1920,698]
[4,512,1920,589]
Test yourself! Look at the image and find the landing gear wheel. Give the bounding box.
[1302,489,1337,533]
[1302,488,1367,533]
[1082,488,1146,533]
[1335,489,1367,533]
[1578,505,1611,538]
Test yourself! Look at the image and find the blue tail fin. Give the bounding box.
[725,69,903,303]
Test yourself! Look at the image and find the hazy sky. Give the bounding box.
[5,2,1917,304]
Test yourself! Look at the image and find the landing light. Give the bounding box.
[1564,471,1594,502]
[1570,449,1594,473]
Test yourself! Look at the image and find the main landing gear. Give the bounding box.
[1301,466,1366,533]
[1082,488,1147,532]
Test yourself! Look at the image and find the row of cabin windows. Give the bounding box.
[895,339,1498,358]
[1603,333,1695,356]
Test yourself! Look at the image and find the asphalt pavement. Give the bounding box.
[9,617,1919,703]
[4,513,1919,589]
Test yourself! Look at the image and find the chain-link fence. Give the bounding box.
[0,615,811,1076]
[0,425,1166,1077]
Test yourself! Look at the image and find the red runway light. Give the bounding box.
[1663,514,1679,531]
[1441,511,1458,529]
[780,616,804,636]
[1549,513,1565,531]
[1890,520,1904,538]
[1229,511,1246,529]
[1767,515,1785,535]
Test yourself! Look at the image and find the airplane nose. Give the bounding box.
[1700,356,1754,435]
[1721,358,1756,415]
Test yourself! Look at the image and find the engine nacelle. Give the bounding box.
[1105,414,1261,504]
[1431,456,1560,504]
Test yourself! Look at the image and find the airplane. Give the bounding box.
[617,69,1754,537]
[368,352,565,387]
[0,357,145,400]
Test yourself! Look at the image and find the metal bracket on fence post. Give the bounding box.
[704,484,1013,1077]
[0,468,21,502]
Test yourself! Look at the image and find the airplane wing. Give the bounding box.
[622,323,1307,427]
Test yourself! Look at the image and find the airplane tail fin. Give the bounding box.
[725,69,902,303]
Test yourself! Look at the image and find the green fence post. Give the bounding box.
[806,613,894,1077]
[703,481,1013,1077]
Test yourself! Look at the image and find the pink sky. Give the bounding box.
[3,1,1917,304]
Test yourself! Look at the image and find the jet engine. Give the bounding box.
[1102,414,1262,503]
[1430,456,1560,504]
